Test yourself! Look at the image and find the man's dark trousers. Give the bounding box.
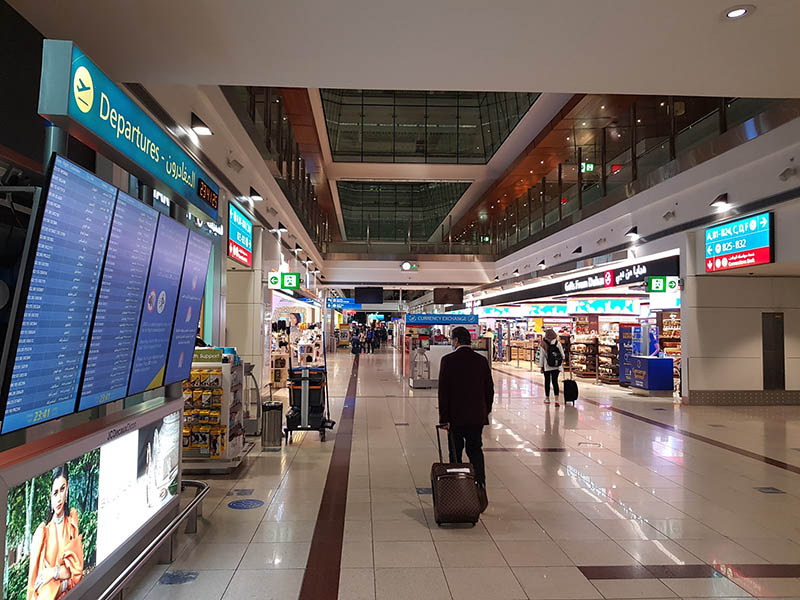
[448,426,486,486]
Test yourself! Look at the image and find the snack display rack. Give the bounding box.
[598,335,620,384]
[571,335,599,378]
[182,357,250,473]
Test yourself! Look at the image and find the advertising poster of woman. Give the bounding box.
[4,452,100,600]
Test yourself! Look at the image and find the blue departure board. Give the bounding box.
[164,231,212,384]
[78,192,159,410]
[127,216,188,395]
[2,155,115,433]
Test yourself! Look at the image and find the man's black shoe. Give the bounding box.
[477,483,489,513]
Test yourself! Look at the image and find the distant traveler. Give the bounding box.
[365,328,375,354]
[438,326,494,510]
[539,329,565,406]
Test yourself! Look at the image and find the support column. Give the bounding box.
[226,227,266,390]
[43,121,68,171]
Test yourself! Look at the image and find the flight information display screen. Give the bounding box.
[127,216,188,395]
[2,155,115,434]
[79,192,159,411]
[164,231,212,385]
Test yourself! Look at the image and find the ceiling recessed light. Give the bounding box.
[566,136,570,141]
[725,5,753,19]
[600,105,605,110]
[530,169,534,173]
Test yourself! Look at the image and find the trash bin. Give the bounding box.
[261,401,283,448]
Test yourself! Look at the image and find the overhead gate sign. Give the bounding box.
[705,212,773,273]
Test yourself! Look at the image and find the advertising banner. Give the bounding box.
[3,411,180,600]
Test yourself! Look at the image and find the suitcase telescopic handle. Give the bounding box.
[435,424,454,464]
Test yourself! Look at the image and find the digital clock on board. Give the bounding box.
[197,178,218,211]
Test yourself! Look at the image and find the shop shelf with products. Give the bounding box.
[182,358,250,473]
[657,311,682,380]
[598,335,620,384]
[570,335,598,378]
[271,352,290,388]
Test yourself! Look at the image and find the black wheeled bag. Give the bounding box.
[430,425,481,526]
[563,358,578,404]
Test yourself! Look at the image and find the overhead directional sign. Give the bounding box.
[647,276,680,293]
[39,40,219,220]
[705,212,773,273]
[326,297,361,310]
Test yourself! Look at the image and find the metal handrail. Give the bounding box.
[96,479,210,600]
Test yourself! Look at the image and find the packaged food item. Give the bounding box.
[198,370,210,386]
[207,369,222,387]
[182,387,193,402]
[209,409,221,424]
[211,389,223,406]
[182,427,191,448]
[190,370,201,386]
[202,390,213,406]
[192,390,203,405]
[209,426,223,458]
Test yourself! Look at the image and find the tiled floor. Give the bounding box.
[126,348,800,600]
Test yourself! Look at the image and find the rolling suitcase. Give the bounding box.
[563,356,578,404]
[431,425,481,526]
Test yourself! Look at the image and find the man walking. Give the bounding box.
[438,326,494,510]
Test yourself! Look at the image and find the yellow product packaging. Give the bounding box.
[182,387,193,402]
[209,409,221,424]
[182,427,191,448]
[190,370,201,386]
[201,390,213,406]
[198,370,210,386]
[207,369,222,387]
[192,390,203,405]
[211,389,223,406]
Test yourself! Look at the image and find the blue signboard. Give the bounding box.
[704,212,772,273]
[405,314,479,325]
[165,232,213,384]
[3,156,116,433]
[39,41,219,220]
[227,203,253,267]
[128,216,188,394]
[79,191,159,411]
[327,297,361,310]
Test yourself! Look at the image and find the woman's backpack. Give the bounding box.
[546,342,563,368]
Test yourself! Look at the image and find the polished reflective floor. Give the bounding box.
[128,348,800,600]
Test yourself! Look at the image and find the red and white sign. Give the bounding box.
[603,270,614,287]
[705,247,771,273]
[228,239,252,267]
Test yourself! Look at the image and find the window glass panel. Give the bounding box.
[426,106,458,163]
[394,105,426,163]
[362,104,394,162]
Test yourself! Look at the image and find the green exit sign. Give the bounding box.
[268,272,301,290]
[480,235,491,243]
[647,276,679,293]
[580,162,595,173]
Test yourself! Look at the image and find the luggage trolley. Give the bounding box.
[284,333,336,442]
